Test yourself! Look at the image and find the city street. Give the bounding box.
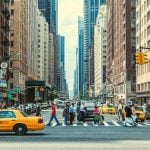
[1,109,150,150]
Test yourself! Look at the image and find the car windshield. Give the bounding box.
[20,111,28,117]
[135,107,143,111]
[85,103,95,108]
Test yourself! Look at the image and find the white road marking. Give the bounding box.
[103,121,109,126]
[143,123,150,126]
[112,120,121,126]
[137,123,143,126]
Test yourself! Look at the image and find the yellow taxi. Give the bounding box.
[123,106,145,122]
[0,109,45,135]
[100,105,116,115]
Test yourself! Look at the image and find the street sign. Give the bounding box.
[0,62,8,69]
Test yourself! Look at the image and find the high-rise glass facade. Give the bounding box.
[38,0,58,33]
[83,0,106,96]
[78,16,84,96]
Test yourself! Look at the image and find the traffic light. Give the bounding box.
[141,52,148,64]
[135,52,142,64]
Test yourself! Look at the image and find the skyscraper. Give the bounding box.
[38,0,58,33]
[83,0,106,97]
[38,0,58,88]
[78,16,84,96]
[57,35,65,92]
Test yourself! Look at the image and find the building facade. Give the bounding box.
[136,0,150,104]
[49,33,55,85]
[27,0,38,80]
[0,0,9,58]
[83,0,106,97]
[0,0,10,101]
[38,0,58,34]
[57,35,65,92]
[107,0,136,103]
[94,5,107,98]
[78,16,84,97]
[38,0,59,88]
[36,10,49,81]
[9,0,28,103]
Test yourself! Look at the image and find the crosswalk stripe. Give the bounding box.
[44,119,150,127]
[112,120,121,126]
[137,123,143,126]
[103,121,109,126]
[143,123,150,126]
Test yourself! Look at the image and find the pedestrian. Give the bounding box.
[69,103,75,125]
[93,105,100,126]
[93,105,104,126]
[47,101,60,126]
[36,105,41,116]
[0,102,2,109]
[77,101,81,115]
[117,101,123,122]
[80,102,87,126]
[124,102,135,126]
[2,101,7,109]
[62,103,69,126]
[131,103,137,125]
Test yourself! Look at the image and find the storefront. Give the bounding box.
[25,80,52,103]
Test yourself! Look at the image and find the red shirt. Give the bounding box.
[51,104,56,115]
[93,108,99,114]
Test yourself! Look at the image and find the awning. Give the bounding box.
[137,93,150,98]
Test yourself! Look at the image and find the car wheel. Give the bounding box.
[14,124,27,136]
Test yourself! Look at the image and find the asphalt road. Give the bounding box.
[0,109,150,150]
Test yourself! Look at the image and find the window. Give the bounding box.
[11,0,14,5]
[10,41,14,47]
[0,111,16,118]
[10,30,14,37]
[11,9,14,15]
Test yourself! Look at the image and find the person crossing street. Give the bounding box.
[47,102,60,126]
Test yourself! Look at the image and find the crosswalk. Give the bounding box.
[44,119,150,127]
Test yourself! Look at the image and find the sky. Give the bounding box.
[58,0,83,91]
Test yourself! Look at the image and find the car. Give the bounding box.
[41,102,50,109]
[18,104,25,112]
[144,104,150,120]
[122,106,145,122]
[77,102,104,121]
[56,100,65,108]
[100,105,116,115]
[0,109,45,135]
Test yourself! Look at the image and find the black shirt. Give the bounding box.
[125,106,132,117]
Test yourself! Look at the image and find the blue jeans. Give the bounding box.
[48,115,60,125]
[64,116,68,125]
